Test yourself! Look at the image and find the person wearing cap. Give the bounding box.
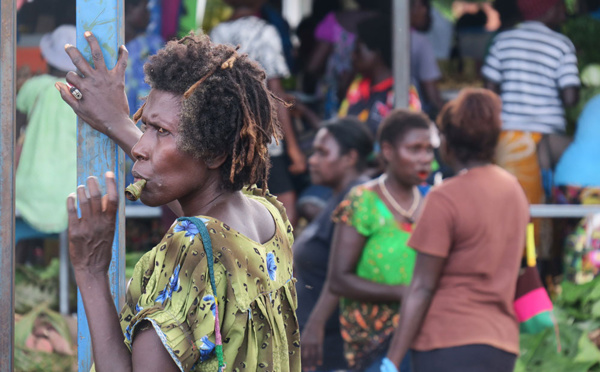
[15,24,78,234]
[481,0,580,253]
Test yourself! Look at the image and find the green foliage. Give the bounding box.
[517,278,600,371]
[15,303,75,372]
[15,259,61,313]
[563,16,600,70]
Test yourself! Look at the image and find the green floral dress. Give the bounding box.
[115,188,300,372]
[333,184,425,370]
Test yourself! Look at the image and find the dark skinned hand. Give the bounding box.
[67,172,118,276]
[55,31,131,136]
[300,320,325,371]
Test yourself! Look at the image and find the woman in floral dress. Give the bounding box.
[56,33,300,371]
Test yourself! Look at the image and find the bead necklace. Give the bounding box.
[378,174,420,222]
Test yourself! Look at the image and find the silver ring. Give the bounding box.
[70,86,83,100]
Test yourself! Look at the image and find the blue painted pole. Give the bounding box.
[76,1,125,370]
[0,0,16,369]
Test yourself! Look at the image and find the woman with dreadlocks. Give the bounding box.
[55,32,300,371]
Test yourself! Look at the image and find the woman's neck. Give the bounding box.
[178,177,232,217]
[453,159,491,173]
[384,171,414,195]
[370,66,392,86]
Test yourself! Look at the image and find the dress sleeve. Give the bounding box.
[119,220,226,372]
[314,12,338,43]
[408,190,455,258]
[332,186,377,237]
[556,40,580,89]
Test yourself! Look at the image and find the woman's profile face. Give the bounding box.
[382,127,434,186]
[309,128,355,189]
[131,89,210,207]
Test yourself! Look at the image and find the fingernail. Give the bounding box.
[84,31,91,37]
[64,43,72,50]
[68,193,76,199]
[55,83,60,91]
[106,171,115,178]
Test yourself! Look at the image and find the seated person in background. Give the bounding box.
[307,0,389,119]
[210,0,307,226]
[16,24,77,234]
[339,15,421,137]
[410,0,444,118]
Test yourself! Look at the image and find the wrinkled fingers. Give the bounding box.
[84,31,108,72]
[87,176,103,215]
[64,43,93,77]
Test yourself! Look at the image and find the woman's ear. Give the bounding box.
[380,141,393,164]
[205,153,228,170]
[343,149,360,169]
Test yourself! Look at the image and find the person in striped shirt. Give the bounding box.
[482,0,580,251]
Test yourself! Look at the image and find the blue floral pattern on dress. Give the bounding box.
[266,252,277,281]
[203,294,217,318]
[198,335,216,361]
[156,265,182,304]
[135,303,143,313]
[174,220,200,241]
[124,324,132,342]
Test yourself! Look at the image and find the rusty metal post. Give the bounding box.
[0,0,16,369]
[76,0,125,370]
[393,0,410,108]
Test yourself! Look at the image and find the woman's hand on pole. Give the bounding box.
[67,172,118,277]
[56,31,132,137]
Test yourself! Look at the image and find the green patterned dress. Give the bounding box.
[111,188,300,372]
[333,184,425,370]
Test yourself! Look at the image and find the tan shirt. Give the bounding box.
[408,165,529,355]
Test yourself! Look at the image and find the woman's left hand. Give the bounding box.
[67,172,118,276]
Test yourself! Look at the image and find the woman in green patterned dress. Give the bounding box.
[306,110,434,371]
[56,33,300,371]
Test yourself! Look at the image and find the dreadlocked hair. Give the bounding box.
[142,33,283,193]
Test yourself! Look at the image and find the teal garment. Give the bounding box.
[555,94,600,187]
[16,75,77,233]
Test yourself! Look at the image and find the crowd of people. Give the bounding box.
[13,0,600,371]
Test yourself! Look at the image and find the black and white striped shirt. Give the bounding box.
[482,21,580,134]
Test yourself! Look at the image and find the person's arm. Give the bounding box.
[420,80,444,112]
[328,223,405,302]
[301,284,339,371]
[305,41,333,76]
[385,252,446,368]
[484,80,500,94]
[561,86,579,108]
[55,32,141,159]
[56,32,183,217]
[267,78,307,175]
[68,173,179,371]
